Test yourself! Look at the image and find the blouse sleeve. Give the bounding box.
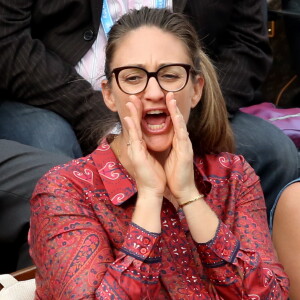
[29,173,162,300]
[196,160,289,299]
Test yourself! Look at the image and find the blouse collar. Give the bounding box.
[91,139,211,206]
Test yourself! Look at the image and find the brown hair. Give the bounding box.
[103,7,235,155]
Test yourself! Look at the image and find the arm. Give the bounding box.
[162,94,288,298]
[184,0,272,113]
[0,0,111,153]
[193,160,289,298]
[272,181,300,299]
[29,173,162,299]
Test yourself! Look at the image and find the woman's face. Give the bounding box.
[102,26,203,153]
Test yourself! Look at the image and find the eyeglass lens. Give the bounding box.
[117,65,188,94]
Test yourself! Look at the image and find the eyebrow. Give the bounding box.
[115,63,184,70]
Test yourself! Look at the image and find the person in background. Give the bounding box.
[0,140,72,273]
[1,0,299,272]
[282,0,300,80]
[270,178,300,299]
[270,2,300,297]
[29,8,289,299]
[182,1,299,217]
[0,103,83,273]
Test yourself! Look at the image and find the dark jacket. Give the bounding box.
[0,0,271,153]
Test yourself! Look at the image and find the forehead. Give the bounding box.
[111,26,191,69]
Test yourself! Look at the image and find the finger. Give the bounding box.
[129,95,143,121]
[123,116,146,165]
[123,115,140,144]
[166,93,188,141]
[126,96,143,140]
[166,92,177,117]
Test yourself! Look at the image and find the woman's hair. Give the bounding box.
[102,7,235,155]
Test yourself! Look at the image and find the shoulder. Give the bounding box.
[32,140,120,201]
[194,153,264,218]
[195,152,246,173]
[33,153,103,197]
[195,152,258,184]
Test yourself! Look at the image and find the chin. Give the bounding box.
[147,144,171,153]
[144,135,173,154]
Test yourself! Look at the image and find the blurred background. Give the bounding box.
[263,0,300,108]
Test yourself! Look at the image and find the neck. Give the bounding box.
[110,134,179,209]
[110,134,135,177]
[110,134,171,176]
[148,148,171,166]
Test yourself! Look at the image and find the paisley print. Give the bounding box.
[29,139,289,300]
[96,141,110,151]
[219,154,241,169]
[218,156,231,168]
[73,168,94,184]
[111,193,126,205]
[249,295,260,300]
[98,161,120,180]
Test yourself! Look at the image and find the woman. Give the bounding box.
[29,7,289,299]
[271,178,300,299]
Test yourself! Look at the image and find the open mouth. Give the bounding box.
[143,109,170,132]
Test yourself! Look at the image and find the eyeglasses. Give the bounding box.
[109,63,194,95]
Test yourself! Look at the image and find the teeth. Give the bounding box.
[147,110,164,115]
[147,123,165,130]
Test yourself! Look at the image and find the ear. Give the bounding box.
[101,79,118,112]
[191,76,204,108]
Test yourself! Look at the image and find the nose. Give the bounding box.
[143,77,165,101]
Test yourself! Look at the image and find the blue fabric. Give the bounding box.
[269,177,300,233]
[0,139,72,272]
[282,0,300,76]
[230,111,300,222]
[0,101,82,158]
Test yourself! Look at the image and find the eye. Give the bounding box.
[124,75,143,83]
[161,73,180,80]
[159,72,181,82]
[119,68,146,85]
[158,66,185,82]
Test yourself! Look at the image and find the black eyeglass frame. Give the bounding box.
[109,63,195,95]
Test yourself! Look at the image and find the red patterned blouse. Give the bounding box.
[29,140,289,299]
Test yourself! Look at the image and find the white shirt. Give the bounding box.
[75,0,173,90]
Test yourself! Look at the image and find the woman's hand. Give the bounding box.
[123,96,166,233]
[123,96,166,200]
[164,93,199,203]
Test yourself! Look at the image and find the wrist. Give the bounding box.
[174,186,200,205]
[133,194,163,233]
[136,194,163,207]
[137,187,164,202]
[178,194,204,209]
